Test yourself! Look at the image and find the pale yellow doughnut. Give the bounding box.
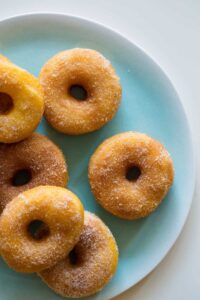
[0,61,44,143]
[0,186,84,273]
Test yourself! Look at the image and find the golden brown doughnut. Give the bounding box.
[0,133,68,213]
[39,211,118,298]
[89,132,174,220]
[0,186,84,273]
[0,60,44,143]
[40,48,122,134]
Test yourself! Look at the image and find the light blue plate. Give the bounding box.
[0,13,195,300]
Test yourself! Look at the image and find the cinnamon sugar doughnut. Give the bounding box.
[39,211,118,298]
[0,186,84,273]
[0,60,44,143]
[0,133,68,213]
[89,132,174,220]
[40,48,122,134]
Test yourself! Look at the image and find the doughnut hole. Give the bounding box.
[126,166,141,182]
[27,220,50,241]
[69,248,79,265]
[0,92,14,114]
[68,245,85,266]
[12,169,32,186]
[69,84,88,101]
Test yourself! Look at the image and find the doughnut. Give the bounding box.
[0,133,68,213]
[0,60,44,143]
[40,48,122,134]
[0,186,84,273]
[39,211,118,298]
[89,132,174,220]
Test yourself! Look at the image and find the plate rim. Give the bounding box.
[0,12,196,299]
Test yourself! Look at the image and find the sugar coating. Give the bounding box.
[0,186,84,273]
[88,132,174,220]
[0,133,68,213]
[39,48,122,135]
[39,211,118,298]
[0,56,44,143]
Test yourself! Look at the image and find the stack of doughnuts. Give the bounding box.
[0,49,174,298]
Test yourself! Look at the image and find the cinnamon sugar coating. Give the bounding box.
[89,132,174,220]
[0,133,68,212]
[39,211,118,298]
[40,48,122,135]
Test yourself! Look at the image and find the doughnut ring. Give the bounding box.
[40,48,122,134]
[0,59,44,143]
[0,186,84,273]
[0,133,68,213]
[39,211,118,298]
[89,132,174,219]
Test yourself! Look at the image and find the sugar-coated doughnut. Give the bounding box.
[0,186,84,273]
[40,48,122,134]
[0,133,68,213]
[89,132,174,220]
[39,211,118,298]
[0,60,44,143]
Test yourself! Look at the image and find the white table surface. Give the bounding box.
[1,1,199,299]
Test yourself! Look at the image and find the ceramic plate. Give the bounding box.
[0,13,195,300]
